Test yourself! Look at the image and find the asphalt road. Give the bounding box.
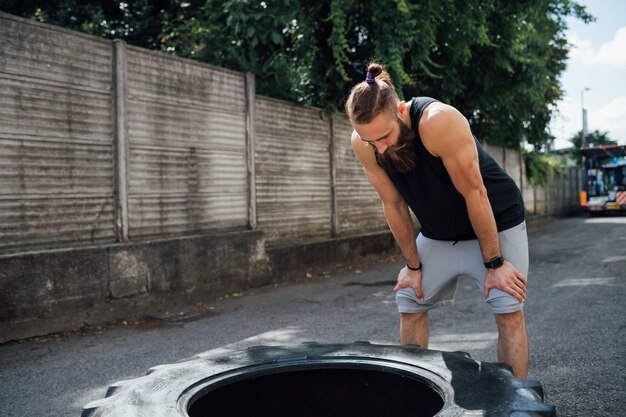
[1,215,625,416]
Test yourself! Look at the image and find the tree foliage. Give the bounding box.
[568,129,617,166]
[2,0,592,149]
[1,0,182,48]
[523,150,564,187]
[569,129,617,149]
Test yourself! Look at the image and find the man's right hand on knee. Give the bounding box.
[393,265,424,301]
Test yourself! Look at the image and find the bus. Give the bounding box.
[580,145,626,215]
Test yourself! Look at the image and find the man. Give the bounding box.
[345,63,529,378]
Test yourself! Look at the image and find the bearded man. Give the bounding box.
[345,63,529,378]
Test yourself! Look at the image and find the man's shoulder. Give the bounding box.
[419,102,464,133]
[411,96,441,116]
[418,102,473,158]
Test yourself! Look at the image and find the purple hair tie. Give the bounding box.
[365,71,376,84]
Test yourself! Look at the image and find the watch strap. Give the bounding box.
[484,256,504,269]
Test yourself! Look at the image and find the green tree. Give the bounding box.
[570,129,617,149]
[161,0,307,102]
[1,0,593,150]
[568,129,617,165]
[0,0,192,49]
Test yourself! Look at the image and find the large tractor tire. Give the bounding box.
[82,342,556,417]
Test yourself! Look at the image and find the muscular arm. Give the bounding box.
[351,131,424,299]
[419,104,499,261]
[350,131,420,268]
[420,104,526,301]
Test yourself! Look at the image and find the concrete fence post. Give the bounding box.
[329,113,339,237]
[574,168,578,208]
[572,169,575,209]
[575,168,580,208]
[245,72,257,229]
[112,39,129,242]
[571,168,575,209]
[561,172,569,211]
[571,168,576,209]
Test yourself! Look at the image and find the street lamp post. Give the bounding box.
[581,87,590,149]
[580,87,590,206]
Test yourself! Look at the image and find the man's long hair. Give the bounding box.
[345,63,417,173]
[344,62,397,124]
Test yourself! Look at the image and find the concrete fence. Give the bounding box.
[0,12,581,341]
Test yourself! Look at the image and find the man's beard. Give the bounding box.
[375,117,417,173]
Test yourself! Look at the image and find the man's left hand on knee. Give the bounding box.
[483,261,527,302]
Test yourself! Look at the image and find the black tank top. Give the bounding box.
[385,97,525,241]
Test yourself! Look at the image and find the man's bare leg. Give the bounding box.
[494,310,528,379]
[400,312,429,348]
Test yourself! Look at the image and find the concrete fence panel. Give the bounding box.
[255,97,332,242]
[0,12,584,254]
[504,147,522,190]
[552,171,567,214]
[521,155,536,215]
[558,170,568,213]
[551,179,558,214]
[124,46,249,238]
[535,186,548,215]
[332,114,388,234]
[568,169,576,209]
[483,144,504,169]
[0,13,116,252]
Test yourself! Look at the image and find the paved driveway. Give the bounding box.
[0,215,624,416]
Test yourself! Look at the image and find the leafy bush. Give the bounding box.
[523,150,564,187]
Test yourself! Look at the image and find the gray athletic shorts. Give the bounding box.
[396,221,528,315]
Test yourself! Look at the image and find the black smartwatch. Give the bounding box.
[484,256,504,269]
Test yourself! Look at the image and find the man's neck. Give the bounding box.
[401,98,413,129]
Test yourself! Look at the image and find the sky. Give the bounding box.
[550,0,626,149]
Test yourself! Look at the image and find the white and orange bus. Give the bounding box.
[580,145,626,215]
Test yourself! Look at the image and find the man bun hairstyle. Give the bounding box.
[365,63,390,84]
[345,62,398,124]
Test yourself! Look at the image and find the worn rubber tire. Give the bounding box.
[82,342,556,417]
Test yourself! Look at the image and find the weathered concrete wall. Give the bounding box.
[504,147,522,189]
[0,12,582,254]
[254,97,332,241]
[0,228,402,343]
[480,144,581,217]
[521,156,536,215]
[123,44,251,239]
[0,230,270,343]
[267,231,398,282]
[0,12,583,341]
[0,13,116,252]
[333,113,388,235]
